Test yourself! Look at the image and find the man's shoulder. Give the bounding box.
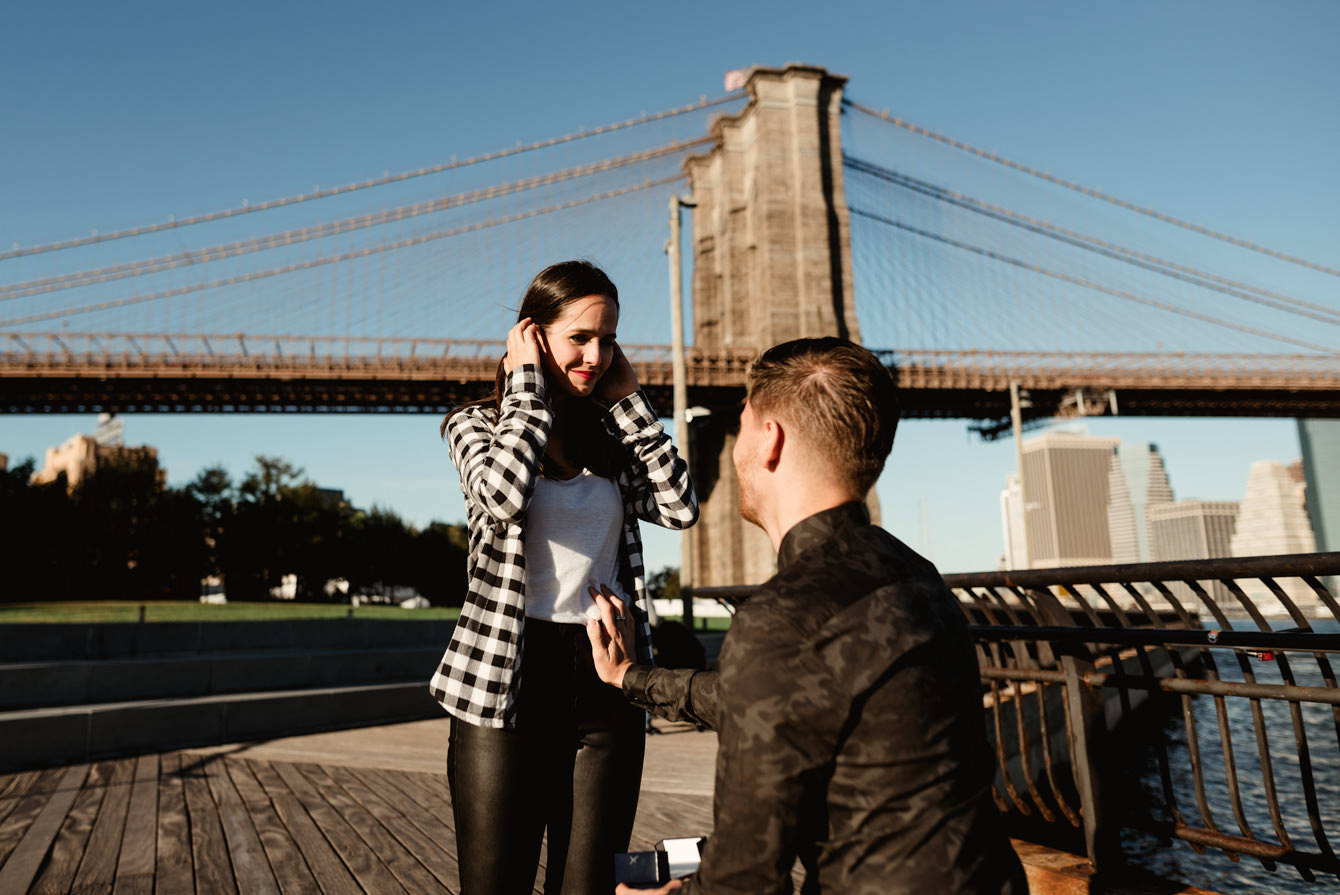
[746,523,944,626]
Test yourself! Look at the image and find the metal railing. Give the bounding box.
[945,553,1340,885]
[695,553,1340,885]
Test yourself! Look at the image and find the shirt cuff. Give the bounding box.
[621,663,655,704]
[503,363,547,399]
[605,389,660,435]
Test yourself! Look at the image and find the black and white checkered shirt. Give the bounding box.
[429,364,699,728]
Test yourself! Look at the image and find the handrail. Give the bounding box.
[951,552,1340,885]
[692,553,1340,885]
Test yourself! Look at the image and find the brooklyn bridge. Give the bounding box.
[4,64,1338,586]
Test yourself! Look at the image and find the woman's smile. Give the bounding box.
[541,294,619,398]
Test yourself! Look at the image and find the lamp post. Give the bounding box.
[1010,380,1032,569]
[667,193,696,627]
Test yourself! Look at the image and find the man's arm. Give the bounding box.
[587,587,723,729]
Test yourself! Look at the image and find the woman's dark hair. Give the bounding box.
[441,260,623,478]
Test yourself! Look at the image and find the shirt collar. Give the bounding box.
[777,501,871,573]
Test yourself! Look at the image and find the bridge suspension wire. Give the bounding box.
[849,207,1337,355]
[0,94,736,262]
[0,137,714,302]
[845,99,1340,279]
[0,176,685,329]
[844,156,1340,329]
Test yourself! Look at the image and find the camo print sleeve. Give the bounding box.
[624,502,1027,894]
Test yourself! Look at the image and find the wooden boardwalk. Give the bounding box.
[0,717,717,894]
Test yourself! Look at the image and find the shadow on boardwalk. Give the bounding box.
[0,717,716,894]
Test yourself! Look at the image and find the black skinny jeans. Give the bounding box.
[447,618,646,895]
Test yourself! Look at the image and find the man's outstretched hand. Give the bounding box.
[586,584,636,689]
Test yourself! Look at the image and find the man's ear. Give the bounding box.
[761,418,784,471]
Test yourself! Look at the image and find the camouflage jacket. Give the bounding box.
[623,502,1026,894]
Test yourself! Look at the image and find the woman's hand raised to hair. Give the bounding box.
[503,317,545,374]
[595,342,639,404]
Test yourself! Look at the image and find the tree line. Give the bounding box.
[1,454,467,605]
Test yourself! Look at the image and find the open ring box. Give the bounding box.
[614,836,707,888]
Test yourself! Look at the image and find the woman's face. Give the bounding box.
[540,294,618,398]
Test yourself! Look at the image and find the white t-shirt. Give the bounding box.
[524,469,628,623]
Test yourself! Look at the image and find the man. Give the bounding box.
[587,337,1026,894]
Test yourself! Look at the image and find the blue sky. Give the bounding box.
[2,1,1336,573]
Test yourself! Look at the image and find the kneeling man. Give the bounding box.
[588,337,1026,894]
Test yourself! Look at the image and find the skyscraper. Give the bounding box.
[1149,500,1240,605]
[1020,429,1121,569]
[1230,459,1319,614]
[1107,442,1174,565]
[999,472,1027,571]
[1298,420,1340,555]
[1149,501,1240,562]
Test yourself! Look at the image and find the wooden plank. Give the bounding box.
[111,753,158,895]
[30,762,107,895]
[0,769,43,803]
[70,757,135,895]
[337,765,460,890]
[0,763,89,895]
[305,763,448,894]
[155,753,194,895]
[227,760,319,895]
[204,755,279,895]
[252,760,363,895]
[274,761,407,895]
[360,766,456,831]
[0,767,65,866]
[629,789,713,846]
[180,752,238,895]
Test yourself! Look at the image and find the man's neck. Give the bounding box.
[762,483,864,553]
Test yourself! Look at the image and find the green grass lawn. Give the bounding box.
[660,614,733,633]
[0,601,463,624]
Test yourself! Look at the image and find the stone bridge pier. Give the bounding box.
[683,64,875,588]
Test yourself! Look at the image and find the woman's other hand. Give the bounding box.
[594,342,638,404]
[504,317,545,373]
[586,585,636,688]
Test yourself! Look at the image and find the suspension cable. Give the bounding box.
[1,95,736,261]
[845,156,1340,327]
[845,100,1340,278]
[1,176,685,328]
[849,207,1337,354]
[2,137,712,301]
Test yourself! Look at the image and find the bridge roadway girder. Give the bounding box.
[4,362,1340,419]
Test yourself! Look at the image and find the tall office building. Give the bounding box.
[1149,500,1239,605]
[1298,420,1340,555]
[1149,501,1239,562]
[999,472,1027,570]
[1231,459,1319,613]
[1107,442,1174,565]
[1231,460,1316,558]
[1020,429,1121,569]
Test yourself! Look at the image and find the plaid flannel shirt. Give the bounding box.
[429,363,698,728]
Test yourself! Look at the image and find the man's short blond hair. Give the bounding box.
[746,337,900,495]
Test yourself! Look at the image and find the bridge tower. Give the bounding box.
[683,64,869,588]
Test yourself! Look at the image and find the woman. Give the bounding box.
[430,260,698,894]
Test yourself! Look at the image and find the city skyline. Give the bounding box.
[2,2,1334,575]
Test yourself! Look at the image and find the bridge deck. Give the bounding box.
[0,717,1213,894]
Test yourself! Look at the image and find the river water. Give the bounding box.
[1121,618,1339,894]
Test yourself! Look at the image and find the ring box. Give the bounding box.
[614,836,707,888]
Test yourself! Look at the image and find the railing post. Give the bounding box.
[1060,648,1118,874]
